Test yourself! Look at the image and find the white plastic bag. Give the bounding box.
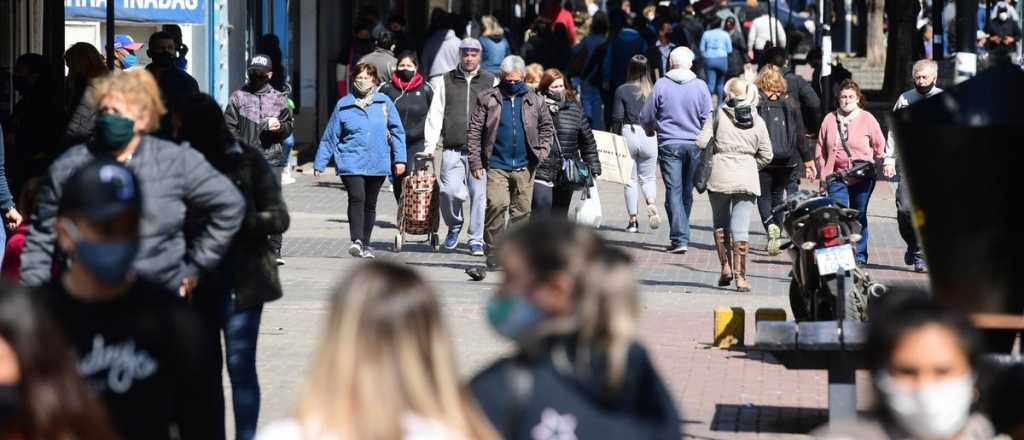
[573,187,603,228]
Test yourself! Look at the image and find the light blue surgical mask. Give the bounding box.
[486,294,545,340]
[122,53,137,69]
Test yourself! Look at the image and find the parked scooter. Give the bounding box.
[767,161,887,321]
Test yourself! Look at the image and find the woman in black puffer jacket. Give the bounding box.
[380,51,433,202]
[533,69,602,217]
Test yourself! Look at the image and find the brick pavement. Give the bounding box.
[248,167,928,439]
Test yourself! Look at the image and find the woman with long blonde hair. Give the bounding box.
[257,261,499,440]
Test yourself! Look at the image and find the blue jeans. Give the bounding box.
[224,294,262,440]
[281,134,295,164]
[827,178,876,263]
[704,56,728,103]
[580,81,605,131]
[658,143,702,247]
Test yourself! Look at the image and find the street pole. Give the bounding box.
[844,0,852,53]
[821,0,835,112]
[954,0,978,82]
[933,0,944,59]
[106,0,115,70]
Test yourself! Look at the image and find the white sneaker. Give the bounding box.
[276,257,286,266]
[348,241,363,257]
[281,172,296,185]
[647,203,662,230]
[361,247,375,259]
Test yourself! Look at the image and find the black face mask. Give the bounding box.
[12,76,30,95]
[915,83,934,95]
[396,69,416,82]
[150,51,176,67]
[249,74,270,88]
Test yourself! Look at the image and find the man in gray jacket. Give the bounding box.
[21,69,244,295]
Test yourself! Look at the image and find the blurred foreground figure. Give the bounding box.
[257,261,499,440]
[471,218,682,439]
[41,161,218,440]
[0,286,119,440]
[815,292,994,439]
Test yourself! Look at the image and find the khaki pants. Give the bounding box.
[484,168,533,250]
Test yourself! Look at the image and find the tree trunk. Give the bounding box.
[865,0,887,66]
[882,0,920,100]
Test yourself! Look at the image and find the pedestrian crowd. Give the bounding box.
[0,1,1020,440]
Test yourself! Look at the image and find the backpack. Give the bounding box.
[762,96,798,163]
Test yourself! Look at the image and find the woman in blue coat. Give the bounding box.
[314,63,407,259]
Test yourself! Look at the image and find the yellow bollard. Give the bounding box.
[713,307,745,348]
[755,308,787,325]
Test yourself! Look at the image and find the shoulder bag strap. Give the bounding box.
[710,106,720,153]
[834,111,854,158]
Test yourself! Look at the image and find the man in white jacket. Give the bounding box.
[747,13,787,66]
[887,59,941,274]
[425,39,498,256]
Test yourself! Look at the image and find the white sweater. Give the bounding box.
[747,15,788,51]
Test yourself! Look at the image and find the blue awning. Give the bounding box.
[65,0,207,25]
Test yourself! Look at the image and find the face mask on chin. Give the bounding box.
[876,372,975,440]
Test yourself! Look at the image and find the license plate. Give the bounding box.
[814,244,857,275]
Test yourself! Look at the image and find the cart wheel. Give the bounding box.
[394,235,403,253]
[430,233,440,252]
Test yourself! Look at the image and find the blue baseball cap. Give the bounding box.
[114,34,144,51]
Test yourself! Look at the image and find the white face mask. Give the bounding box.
[876,372,974,440]
[840,101,859,114]
[999,12,1009,20]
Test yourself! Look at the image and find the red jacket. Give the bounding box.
[547,7,577,44]
[2,224,27,283]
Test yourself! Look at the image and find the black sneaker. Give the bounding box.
[466,267,488,281]
[666,244,688,254]
[625,220,639,233]
[486,255,500,271]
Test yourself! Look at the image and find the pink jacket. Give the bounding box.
[815,110,886,178]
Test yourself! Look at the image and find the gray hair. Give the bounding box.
[668,46,695,70]
[912,59,938,77]
[500,55,526,76]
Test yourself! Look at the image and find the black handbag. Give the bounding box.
[693,107,720,194]
[834,111,877,182]
[554,133,593,190]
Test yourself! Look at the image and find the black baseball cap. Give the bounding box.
[59,160,142,221]
[248,54,272,73]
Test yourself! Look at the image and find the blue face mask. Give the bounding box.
[65,222,139,285]
[487,294,545,340]
[500,79,528,97]
[122,53,137,69]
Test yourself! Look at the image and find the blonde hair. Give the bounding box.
[525,63,545,88]
[577,248,639,390]
[725,77,759,107]
[481,15,505,37]
[295,262,498,440]
[88,69,166,132]
[755,64,788,94]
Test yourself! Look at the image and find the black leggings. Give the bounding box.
[532,183,575,218]
[341,175,386,244]
[757,166,799,230]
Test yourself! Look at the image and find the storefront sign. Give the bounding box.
[65,0,207,24]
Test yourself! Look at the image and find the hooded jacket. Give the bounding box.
[470,337,681,440]
[358,48,398,84]
[640,68,712,147]
[20,136,245,291]
[480,35,512,76]
[225,83,294,167]
[535,97,602,183]
[696,96,774,196]
[381,73,434,152]
[314,92,407,176]
[429,31,462,78]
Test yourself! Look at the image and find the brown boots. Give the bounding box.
[714,229,751,292]
[714,229,733,286]
[733,241,750,292]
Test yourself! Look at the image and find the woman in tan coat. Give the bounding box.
[696,78,773,291]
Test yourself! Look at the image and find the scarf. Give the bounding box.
[391,71,424,91]
[836,108,861,146]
